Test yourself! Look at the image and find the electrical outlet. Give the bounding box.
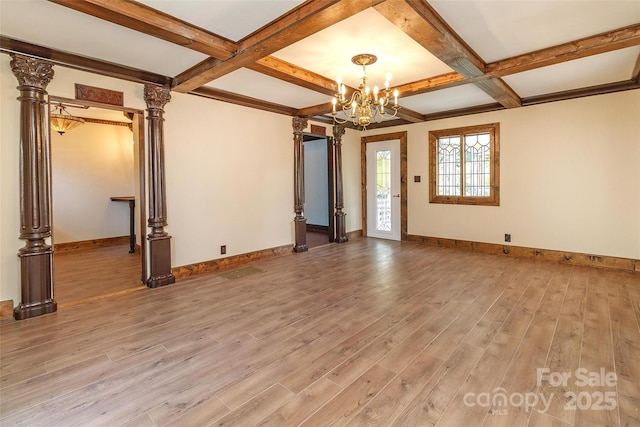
[221,245,226,255]
[504,234,511,243]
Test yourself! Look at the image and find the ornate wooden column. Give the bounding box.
[144,84,175,288]
[10,54,57,320]
[293,116,308,252]
[333,124,348,243]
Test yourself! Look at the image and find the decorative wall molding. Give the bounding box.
[407,234,639,273]
[172,244,293,280]
[75,83,123,106]
[81,117,132,130]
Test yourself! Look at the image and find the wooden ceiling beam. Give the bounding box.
[190,86,298,116]
[488,24,640,77]
[173,0,385,93]
[375,0,521,108]
[394,72,467,96]
[296,102,335,118]
[48,0,237,60]
[248,56,338,96]
[375,0,485,77]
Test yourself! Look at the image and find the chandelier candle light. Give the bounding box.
[332,54,400,129]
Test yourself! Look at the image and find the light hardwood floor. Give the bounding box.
[53,244,144,307]
[1,237,639,426]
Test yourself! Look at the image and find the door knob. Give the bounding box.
[392,194,400,198]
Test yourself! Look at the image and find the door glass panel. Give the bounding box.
[376,150,391,232]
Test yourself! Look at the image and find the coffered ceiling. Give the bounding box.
[1,0,639,129]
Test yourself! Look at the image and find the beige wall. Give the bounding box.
[163,92,295,267]
[51,123,136,243]
[363,90,640,259]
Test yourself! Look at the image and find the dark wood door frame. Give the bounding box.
[361,131,408,240]
[302,133,335,243]
[48,95,148,291]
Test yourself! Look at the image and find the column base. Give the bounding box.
[147,234,175,288]
[146,273,175,288]
[15,248,57,320]
[294,216,308,253]
[335,212,348,244]
[14,300,57,320]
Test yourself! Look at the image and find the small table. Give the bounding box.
[110,196,135,253]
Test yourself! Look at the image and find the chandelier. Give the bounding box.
[331,54,400,129]
[50,102,85,135]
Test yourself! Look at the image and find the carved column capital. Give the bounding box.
[332,123,346,142]
[10,54,54,89]
[292,116,308,134]
[144,84,171,110]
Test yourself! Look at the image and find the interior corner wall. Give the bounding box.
[51,123,135,243]
[364,89,640,259]
[163,92,295,268]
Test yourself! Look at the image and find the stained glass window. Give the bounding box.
[429,123,499,206]
[376,150,392,232]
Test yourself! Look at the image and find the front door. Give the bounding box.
[366,139,401,240]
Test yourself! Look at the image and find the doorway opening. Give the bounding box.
[361,131,408,241]
[303,133,334,249]
[49,96,146,306]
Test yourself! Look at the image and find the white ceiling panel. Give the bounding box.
[0,0,207,76]
[430,0,640,62]
[204,68,330,109]
[504,46,640,98]
[137,0,305,42]
[401,84,498,115]
[273,8,453,89]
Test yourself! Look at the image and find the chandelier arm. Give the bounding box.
[331,53,400,129]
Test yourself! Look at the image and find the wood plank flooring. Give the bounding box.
[1,237,639,426]
[53,244,144,307]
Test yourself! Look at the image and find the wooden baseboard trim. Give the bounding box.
[172,244,294,280]
[307,224,329,232]
[406,234,639,273]
[0,300,14,319]
[54,236,131,253]
[346,229,363,239]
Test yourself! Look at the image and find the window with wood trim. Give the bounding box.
[429,123,499,206]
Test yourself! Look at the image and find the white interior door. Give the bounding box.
[366,139,401,240]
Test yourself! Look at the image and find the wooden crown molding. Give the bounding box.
[0,36,171,86]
